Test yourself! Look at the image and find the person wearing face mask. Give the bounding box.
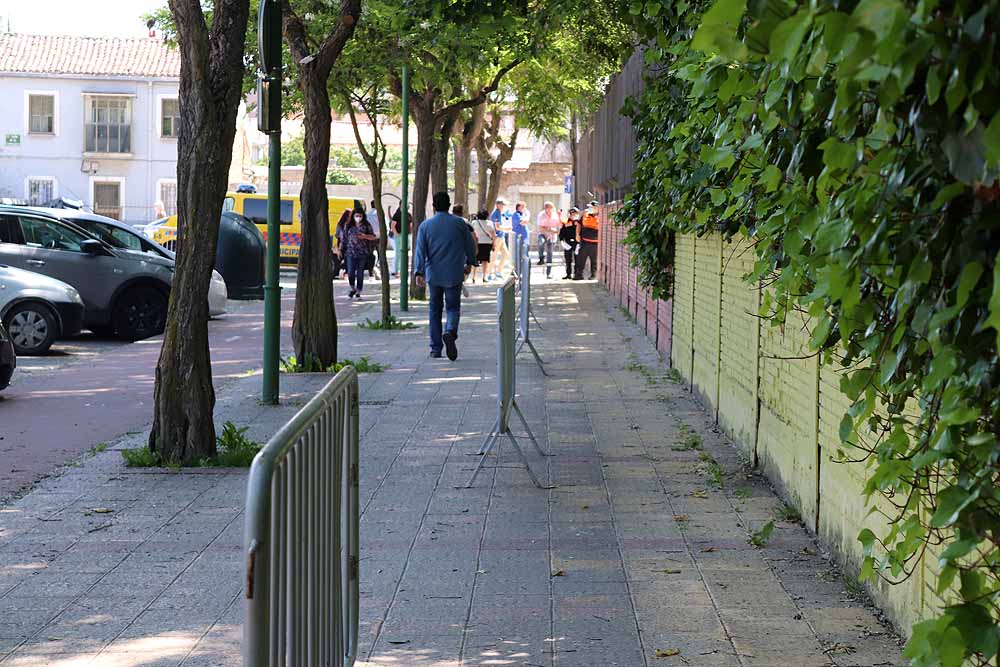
[559,206,580,279]
[344,206,377,299]
[574,200,600,280]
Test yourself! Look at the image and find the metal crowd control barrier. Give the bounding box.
[244,368,360,667]
[516,237,547,375]
[466,278,552,489]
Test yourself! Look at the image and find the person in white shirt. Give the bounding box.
[535,201,560,278]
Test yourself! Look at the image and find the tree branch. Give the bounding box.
[435,58,523,121]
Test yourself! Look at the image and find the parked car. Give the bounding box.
[135,216,169,241]
[0,322,15,391]
[0,206,174,341]
[0,264,85,355]
[51,210,227,317]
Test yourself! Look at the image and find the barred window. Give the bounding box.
[27,178,54,205]
[28,95,55,134]
[85,96,132,153]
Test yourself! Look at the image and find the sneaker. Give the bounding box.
[442,331,458,361]
[536,260,545,265]
[429,350,442,359]
[562,275,571,280]
[348,289,356,298]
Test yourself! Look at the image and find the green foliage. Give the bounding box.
[281,355,385,373]
[326,169,361,185]
[621,1,1000,662]
[358,315,417,330]
[330,145,366,169]
[88,442,108,456]
[750,520,776,548]
[774,502,801,523]
[210,422,261,467]
[122,446,161,467]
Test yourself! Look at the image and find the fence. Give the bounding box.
[467,277,550,489]
[243,368,360,667]
[516,236,546,374]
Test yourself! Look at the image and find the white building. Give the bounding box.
[0,33,180,224]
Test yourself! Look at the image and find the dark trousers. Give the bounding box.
[537,238,554,276]
[574,242,597,279]
[563,242,576,277]
[347,255,366,292]
[428,284,462,352]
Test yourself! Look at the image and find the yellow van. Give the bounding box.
[153,192,362,262]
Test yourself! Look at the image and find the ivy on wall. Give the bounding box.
[618,1,1000,664]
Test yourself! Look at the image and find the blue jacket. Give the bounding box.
[511,210,528,239]
[414,211,477,287]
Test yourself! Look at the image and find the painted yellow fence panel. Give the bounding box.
[717,237,759,458]
[817,363,926,631]
[671,234,695,381]
[757,309,820,531]
[691,234,722,413]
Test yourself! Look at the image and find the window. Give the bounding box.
[26,178,55,205]
[159,181,177,216]
[242,198,293,225]
[85,96,132,153]
[93,182,122,220]
[28,94,55,134]
[0,216,24,244]
[18,216,87,252]
[161,98,180,138]
[222,197,235,213]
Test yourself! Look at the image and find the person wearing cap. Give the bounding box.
[414,192,477,360]
[536,201,560,278]
[559,207,580,279]
[574,200,600,280]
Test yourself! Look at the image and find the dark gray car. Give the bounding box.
[0,206,173,341]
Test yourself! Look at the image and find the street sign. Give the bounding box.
[563,175,573,194]
[5,134,21,146]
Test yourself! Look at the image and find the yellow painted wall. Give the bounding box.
[672,232,928,635]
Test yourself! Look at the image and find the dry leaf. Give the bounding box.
[655,648,680,658]
[551,570,566,577]
[673,514,689,522]
[655,568,682,574]
[92,508,113,514]
[580,505,589,510]
[691,489,708,498]
[700,546,718,553]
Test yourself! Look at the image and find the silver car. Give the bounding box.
[0,206,174,341]
[0,264,85,355]
[54,210,228,317]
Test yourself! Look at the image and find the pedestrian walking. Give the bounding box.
[489,199,511,278]
[536,201,560,278]
[511,201,529,245]
[333,208,352,279]
[414,192,477,360]
[366,200,380,278]
[470,209,496,283]
[574,200,600,280]
[560,207,579,279]
[344,206,377,300]
[390,206,412,277]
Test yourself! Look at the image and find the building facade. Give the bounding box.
[0,34,180,224]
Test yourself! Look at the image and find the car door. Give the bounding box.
[0,214,33,270]
[13,214,122,313]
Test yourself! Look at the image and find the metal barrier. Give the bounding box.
[516,237,547,375]
[466,278,552,489]
[244,368,360,667]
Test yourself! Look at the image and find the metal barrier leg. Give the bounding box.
[466,426,500,488]
[505,431,548,489]
[477,417,501,455]
[529,304,543,330]
[512,400,550,457]
[521,338,548,376]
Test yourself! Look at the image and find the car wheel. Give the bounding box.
[3,302,58,355]
[113,286,168,341]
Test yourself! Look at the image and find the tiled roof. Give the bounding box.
[0,33,180,79]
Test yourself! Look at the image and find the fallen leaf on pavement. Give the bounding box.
[92,508,113,514]
[700,546,718,553]
[691,489,708,498]
[655,568,682,574]
[551,570,566,577]
[655,648,680,658]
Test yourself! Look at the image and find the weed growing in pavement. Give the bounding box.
[358,315,417,331]
[750,520,775,548]
[121,447,161,467]
[666,368,682,384]
[734,487,752,500]
[618,305,636,324]
[122,421,261,468]
[774,502,802,523]
[281,355,386,374]
[88,442,108,456]
[697,451,724,488]
[672,431,702,451]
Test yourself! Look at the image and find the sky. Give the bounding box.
[0,0,165,38]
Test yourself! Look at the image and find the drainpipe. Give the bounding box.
[146,80,153,224]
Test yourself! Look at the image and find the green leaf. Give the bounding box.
[852,0,904,41]
[985,112,1000,165]
[768,10,812,62]
[929,485,979,528]
[819,138,856,171]
[929,182,965,210]
[941,130,987,185]
[760,164,782,192]
[926,65,942,104]
[955,262,983,309]
[986,250,1000,349]
[692,0,748,60]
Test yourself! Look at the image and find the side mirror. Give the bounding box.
[80,239,109,256]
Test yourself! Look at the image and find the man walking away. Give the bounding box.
[560,207,580,279]
[574,200,600,280]
[536,201,559,277]
[414,192,477,360]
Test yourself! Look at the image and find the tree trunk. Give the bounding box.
[454,102,485,213]
[292,69,337,367]
[373,173,391,325]
[476,135,490,211]
[150,0,250,464]
[570,110,578,204]
[430,111,457,196]
[409,102,435,300]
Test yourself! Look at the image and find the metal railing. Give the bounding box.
[516,237,547,375]
[466,278,551,489]
[244,368,360,667]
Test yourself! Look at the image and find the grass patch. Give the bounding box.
[358,315,417,330]
[88,442,108,456]
[774,502,802,523]
[281,355,386,374]
[122,421,261,468]
[672,431,703,451]
[624,356,660,386]
[666,368,683,384]
[734,487,752,500]
[697,451,724,488]
[749,520,775,548]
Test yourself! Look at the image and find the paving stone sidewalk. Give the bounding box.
[0,270,905,666]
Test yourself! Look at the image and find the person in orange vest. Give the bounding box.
[574,200,600,280]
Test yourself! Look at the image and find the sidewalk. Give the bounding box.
[0,270,904,666]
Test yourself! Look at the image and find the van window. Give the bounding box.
[242,198,293,225]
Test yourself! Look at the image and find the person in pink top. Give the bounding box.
[535,201,561,278]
